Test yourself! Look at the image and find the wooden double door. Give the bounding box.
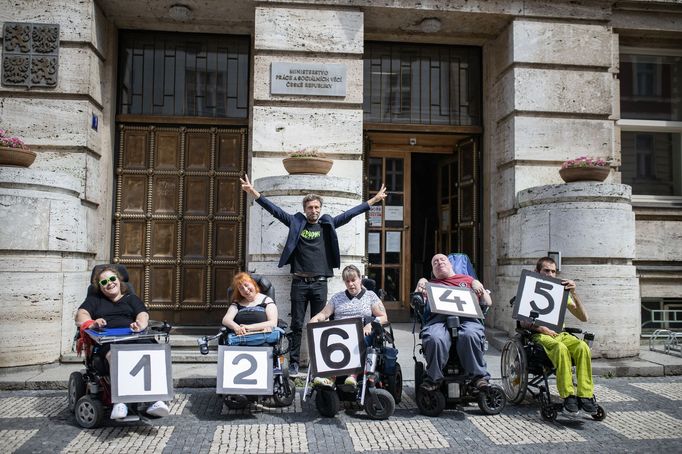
[114,123,247,325]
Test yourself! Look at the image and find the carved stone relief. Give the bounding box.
[2,22,59,88]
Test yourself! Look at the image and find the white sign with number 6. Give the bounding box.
[512,269,569,332]
[307,318,365,378]
[111,344,173,403]
[217,346,273,395]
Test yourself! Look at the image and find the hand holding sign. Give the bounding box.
[512,270,569,332]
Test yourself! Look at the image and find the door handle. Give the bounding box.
[404,225,410,230]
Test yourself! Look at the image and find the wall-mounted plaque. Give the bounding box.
[271,62,346,97]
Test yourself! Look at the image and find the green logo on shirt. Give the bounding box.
[301,228,321,240]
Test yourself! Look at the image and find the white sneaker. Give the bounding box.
[146,400,170,417]
[110,402,128,419]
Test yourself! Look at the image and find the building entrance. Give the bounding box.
[366,133,481,322]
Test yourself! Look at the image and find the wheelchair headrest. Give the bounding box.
[227,273,276,302]
[448,253,478,279]
[87,264,135,297]
[362,277,376,291]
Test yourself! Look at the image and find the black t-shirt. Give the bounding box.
[78,293,147,328]
[291,222,332,276]
[232,295,274,325]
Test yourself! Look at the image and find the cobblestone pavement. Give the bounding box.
[0,376,681,453]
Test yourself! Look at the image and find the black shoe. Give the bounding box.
[288,362,299,376]
[564,395,579,413]
[579,396,597,413]
[474,377,490,391]
[419,379,441,392]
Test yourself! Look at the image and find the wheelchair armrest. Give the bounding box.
[563,327,582,334]
[149,320,172,334]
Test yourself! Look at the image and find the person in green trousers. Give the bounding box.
[527,256,596,414]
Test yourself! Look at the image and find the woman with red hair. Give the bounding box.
[222,272,282,345]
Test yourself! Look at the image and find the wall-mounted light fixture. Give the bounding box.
[169,4,193,21]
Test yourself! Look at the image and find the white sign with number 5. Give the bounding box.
[307,318,365,378]
[111,344,173,403]
[217,346,273,395]
[512,270,569,332]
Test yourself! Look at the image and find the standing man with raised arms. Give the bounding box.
[240,174,387,375]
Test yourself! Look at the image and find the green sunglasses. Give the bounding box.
[99,275,118,286]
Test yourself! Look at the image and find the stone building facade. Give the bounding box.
[1,0,680,367]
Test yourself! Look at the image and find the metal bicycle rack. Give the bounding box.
[649,329,682,356]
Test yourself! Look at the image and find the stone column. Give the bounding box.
[483,17,641,356]
[496,183,640,358]
[249,4,365,363]
[0,1,115,367]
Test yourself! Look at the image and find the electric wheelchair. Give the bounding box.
[411,253,506,417]
[307,319,401,420]
[196,273,296,409]
[305,278,402,420]
[68,264,172,428]
[500,305,606,422]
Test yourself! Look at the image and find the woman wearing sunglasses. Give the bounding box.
[75,265,169,420]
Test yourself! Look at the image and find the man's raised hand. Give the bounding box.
[240,174,261,199]
[368,183,388,206]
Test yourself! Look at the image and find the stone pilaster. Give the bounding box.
[0,1,116,367]
[250,4,365,364]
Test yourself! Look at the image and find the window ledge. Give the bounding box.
[631,195,682,209]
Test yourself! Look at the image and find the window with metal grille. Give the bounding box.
[363,42,481,126]
[117,31,250,118]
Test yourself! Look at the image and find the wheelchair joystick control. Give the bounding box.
[197,337,210,355]
[446,316,460,338]
[365,347,378,374]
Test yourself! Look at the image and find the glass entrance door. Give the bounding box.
[366,153,411,318]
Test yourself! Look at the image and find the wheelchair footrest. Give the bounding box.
[119,415,141,422]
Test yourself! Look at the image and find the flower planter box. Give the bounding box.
[559,166,609,183]
[282,156,333,175]
[0,146,36,167]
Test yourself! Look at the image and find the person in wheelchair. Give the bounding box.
[308,264,388,388]
[523,256,595,413]
[416,253,492,392]
[222,272,283,346]
[75,265,169,420]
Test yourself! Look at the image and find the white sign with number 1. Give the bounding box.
[111,344,173,403]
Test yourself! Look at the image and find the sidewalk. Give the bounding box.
[1,324,680,390]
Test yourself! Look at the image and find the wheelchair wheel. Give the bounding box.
[74,395,104,429]
[592,405,607,421]
[272,378,296,407]
[68,371,86,412]
[315,388,340,418]
[385,363,403,405]
[364,388,395,420]
[500,338,528,404]
[477,384,506,415]
[415,388,446,417]
[414,361,425,390]
[223,395,249,410]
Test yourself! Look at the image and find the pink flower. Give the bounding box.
[561,156,609,169]
[0,129,29,150]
